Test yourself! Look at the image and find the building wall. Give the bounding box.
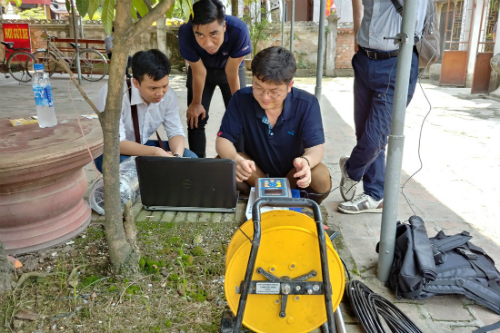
[1,19,352,76]
[335,27,354,70]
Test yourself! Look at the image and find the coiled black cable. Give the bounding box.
[346,280,423,333]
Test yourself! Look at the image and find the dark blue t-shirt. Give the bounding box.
[218,87,325,177]
[178,15,251,69]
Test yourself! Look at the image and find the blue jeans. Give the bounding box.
[346,49,419,201]
[93,140,198,173]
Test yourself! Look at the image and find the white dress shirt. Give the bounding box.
[96,82,185,144]
[356,0,428,51]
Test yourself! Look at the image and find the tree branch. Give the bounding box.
[142,0,153,11]
[130,0,174,39]
[56,58,100,115]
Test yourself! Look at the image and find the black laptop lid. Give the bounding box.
[135,156,237,211]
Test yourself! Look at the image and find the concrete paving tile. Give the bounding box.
[91,211,105,222]
[212,213,222,222]
[135,209,152,222]
[174,212,188,223]
[235,202,247,224]
[468,305,500,329]
[343,324,365,333]
[430,322,480,333]
[393,303,433,333]
[360,276,397,301]
[186,212,199,223]
[221,213,236,223]
[160,211,177,223]
[198,212,212,223]
[148,211,163,222]
[423,296,473,321]
[132,200,143,218]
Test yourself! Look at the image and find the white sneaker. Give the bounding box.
[338,193,383,214]
[339,156,357,201]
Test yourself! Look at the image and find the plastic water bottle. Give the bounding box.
[32,63,57,128]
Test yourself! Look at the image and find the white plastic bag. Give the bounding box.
[88,157,140,215]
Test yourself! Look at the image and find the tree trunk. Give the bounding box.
[232,0,239,17]
[101,0,140,276]
[0,239,13,294]
[156,17,167,56]
[100,0,174,276]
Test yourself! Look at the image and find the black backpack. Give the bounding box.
[381,216,500,333]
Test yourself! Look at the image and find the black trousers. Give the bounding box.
[186,66,246,158]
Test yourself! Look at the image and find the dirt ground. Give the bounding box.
[1,204,338,333]
[1,217,242,333]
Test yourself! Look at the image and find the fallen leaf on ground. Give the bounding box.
[14,309,39,321]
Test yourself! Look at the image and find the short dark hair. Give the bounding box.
[132,49,171,83]
[190,0,225,26]
[251,47,296,85]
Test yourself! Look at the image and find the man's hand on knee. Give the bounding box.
[293,157,312,188]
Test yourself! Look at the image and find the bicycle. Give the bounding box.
[33,30,108,82]
[0,41,36,83]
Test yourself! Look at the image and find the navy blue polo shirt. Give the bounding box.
[218,87,325,177]
[178,15,251,69]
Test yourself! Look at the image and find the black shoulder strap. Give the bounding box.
[431,231,472,253]
[126,78,141,145]
[126,78,168,152]
[390,0,404,16]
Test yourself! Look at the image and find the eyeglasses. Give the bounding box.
[252,84,288,99]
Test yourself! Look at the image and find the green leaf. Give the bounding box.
[102,0,115,35]
[76,0,89,17]
[130,4,138,21]
[12,0,22,7]
[132,0,149,17]
[166,2,175,19]
[87,0,101,20]
[180,0,192,20]
[65,0,71,13]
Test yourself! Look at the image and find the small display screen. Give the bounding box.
[263,189,284,196]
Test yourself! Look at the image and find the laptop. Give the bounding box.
[135,156,238,212]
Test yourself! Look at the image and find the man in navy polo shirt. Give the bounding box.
[216,47,332,204]
[178,0,251,158]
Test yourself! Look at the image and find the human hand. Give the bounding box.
[293,157,312,188]
[236,159,256,182]
[153,147,174,157]
[187,103,206,129]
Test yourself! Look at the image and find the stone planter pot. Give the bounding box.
[0,116,103,254]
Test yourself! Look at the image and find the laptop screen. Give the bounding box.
[135,156,237,212]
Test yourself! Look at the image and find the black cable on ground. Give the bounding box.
[346,280,423,333]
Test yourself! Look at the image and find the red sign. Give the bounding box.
[2,23,31,60]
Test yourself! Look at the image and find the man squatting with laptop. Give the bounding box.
[216,47,332,205]
[93,49,198,172]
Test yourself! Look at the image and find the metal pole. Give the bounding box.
[281,0,285,47]
[315,0,326,99]
[377,0,418,281]
[290,0,295,52]
[266,0,272,23]
[70,0,82,84]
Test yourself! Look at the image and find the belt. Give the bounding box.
[360,47,399,60]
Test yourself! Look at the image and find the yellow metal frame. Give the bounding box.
[225,210,345,333]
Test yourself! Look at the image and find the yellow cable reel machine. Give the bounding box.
[223,198,345,333]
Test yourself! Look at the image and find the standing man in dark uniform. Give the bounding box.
[178,0,251,158]
[337,0,427,214]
